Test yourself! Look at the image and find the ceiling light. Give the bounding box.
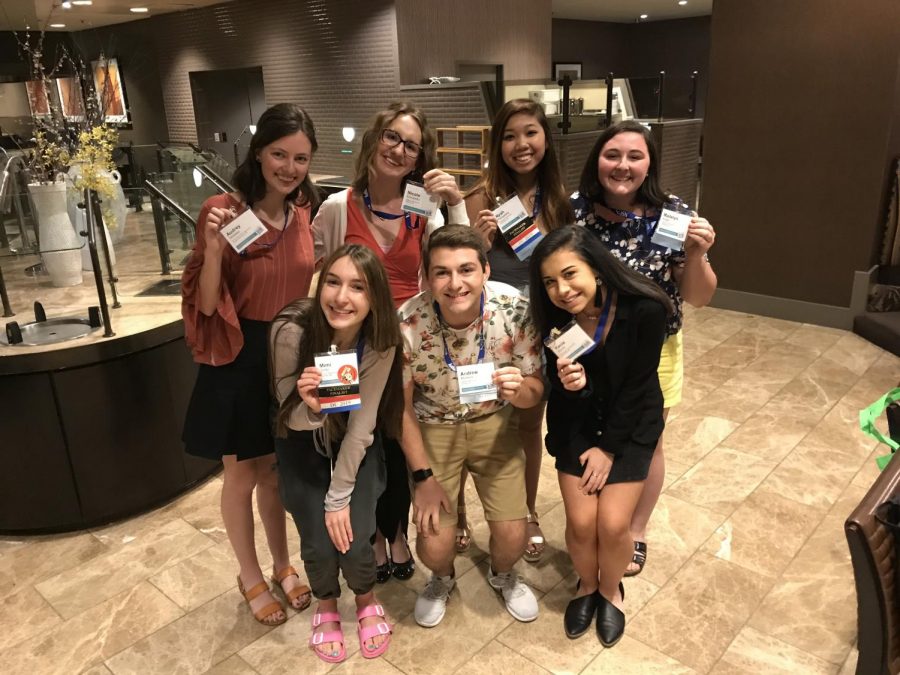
[50,23,65,28]
[130,7,149,12]
[640,14,648,19]
[61,1,72,8]
[678,0,688,5]
[72,1,92,5]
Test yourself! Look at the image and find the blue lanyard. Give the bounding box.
[362,189,418,231]
[433,292,486,372]
[580,289,614,357]
[239,206,290,258]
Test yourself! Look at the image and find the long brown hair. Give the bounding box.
[468,98,573,228]
[351,102,438,193]
[270,245,404,440]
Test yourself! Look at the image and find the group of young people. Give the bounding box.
[180,97,717,663]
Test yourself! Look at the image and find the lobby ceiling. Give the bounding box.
[0,0,233,31]
[0,0,714,32]
[553,0,712,22]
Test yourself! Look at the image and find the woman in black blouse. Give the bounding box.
[528,226,671,647]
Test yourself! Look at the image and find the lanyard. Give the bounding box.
[363,189,417,230]
[579,289,614,356]
[239,206,290,258]
[531,186,542,219]
[433,291,486,373]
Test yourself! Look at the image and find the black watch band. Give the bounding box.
[411,468,434,483]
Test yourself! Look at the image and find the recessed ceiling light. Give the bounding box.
[130,7,149,12]
[640,14,649,19]
[50,23,65,28]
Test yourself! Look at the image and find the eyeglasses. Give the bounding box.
[380,128,422,158]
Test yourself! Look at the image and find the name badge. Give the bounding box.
[220,209,268,254]
[545,319,595,360]
[457,362,497,404]
[314,348,361,413]
[494,195,543,261]
[650,207,692,251]
[401,180,440,218]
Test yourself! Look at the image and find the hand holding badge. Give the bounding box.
[219,208,269,254]
[313,345,362,413]
[650,196,693,251]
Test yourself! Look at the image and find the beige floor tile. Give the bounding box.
[754,440,859,511]
[0,583,63,652]
[838,647,858,675]
[821,333,885,376]
[851,449,882,489]
[458,639,550,674]
[627,553,775,673]
[583,635,697,674]
[801,355,866,389]
[711,626,838,674]
[703,340,777,371]
[83,665,114,675]
[382,561,519,675]
[743,341,821,378]
[641,494,726,587]
[662,458,691,491]
[762,373,851,425]
[106,590,273,675]
[685,381,772,424]
[667,447,778,515]
[333,656,407,674]
[36,518,215,619]
[149,540,241,612]
[701,491,823,577]
[682,333,724,366]
[841,354,900,409]
[783,324,844,355]
[720,410,814,462]
[805,400,879,462]
[747,512,856,665]
[736,315,801,341]
[682,362,743,393]
[662,414,740,466]
[0,532,110,598]
[0,582,183,675]
[688,312,749,343]
[202,655,258,675]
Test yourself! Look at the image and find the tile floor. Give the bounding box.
[1,304,896,674]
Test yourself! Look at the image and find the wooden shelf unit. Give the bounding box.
[435,125,489,187]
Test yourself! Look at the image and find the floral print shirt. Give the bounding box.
[571,192,685,336]
[399,281,542,424]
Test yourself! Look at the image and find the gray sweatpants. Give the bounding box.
[275,429,386,599]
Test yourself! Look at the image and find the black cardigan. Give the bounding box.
[544,294,666,462]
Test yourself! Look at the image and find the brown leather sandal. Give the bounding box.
[237,575,286,626]
[272,566,312,611]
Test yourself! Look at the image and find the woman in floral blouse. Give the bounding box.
[571,120,717,577]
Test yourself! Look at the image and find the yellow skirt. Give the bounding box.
[658,330,684,408]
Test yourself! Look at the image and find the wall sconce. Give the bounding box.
[192,167,203,187]
[342,127,355,143]
[233,124,256,168]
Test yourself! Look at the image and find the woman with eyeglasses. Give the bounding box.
[182,103,319,627]
[312,101,467,585]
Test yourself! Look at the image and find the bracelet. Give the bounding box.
[411,467,434,483]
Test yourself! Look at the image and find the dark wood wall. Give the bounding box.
[701,0,900,307]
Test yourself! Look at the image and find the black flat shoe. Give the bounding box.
[391,539,415,581]
[596,585,625,647]
[375,561,392,584]
[564,590,599,639]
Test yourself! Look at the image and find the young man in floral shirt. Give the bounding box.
[397,225,544,627]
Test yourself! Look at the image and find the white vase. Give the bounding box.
[66,168,119,271]
[29,180,83,287]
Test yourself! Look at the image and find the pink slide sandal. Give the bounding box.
[309,610,346,664]
[356,603,392,659]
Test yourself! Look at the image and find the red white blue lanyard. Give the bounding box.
[433,291,486,372]
[363,189,418,231]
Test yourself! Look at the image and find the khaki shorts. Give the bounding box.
[658,330,684,408]
[419,405,527,526]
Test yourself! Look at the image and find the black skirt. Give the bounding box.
[183,318,275,461]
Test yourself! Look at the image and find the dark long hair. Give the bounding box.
[270,244,404,440]
[528,226,673,335]
[352,102,437,193]
[232,103,321,210]
[577,120,665,209]
[468,98,573,228]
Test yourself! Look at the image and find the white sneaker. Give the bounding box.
[488,567,538,622]
[414,574,456,627]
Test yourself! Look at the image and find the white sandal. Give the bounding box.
[524,512,545,563]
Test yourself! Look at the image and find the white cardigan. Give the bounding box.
[311,188,469,264]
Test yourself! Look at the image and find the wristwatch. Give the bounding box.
[411,467,434,483]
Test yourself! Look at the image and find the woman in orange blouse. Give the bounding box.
[182,103,319,627]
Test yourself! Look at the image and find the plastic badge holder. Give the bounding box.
[493,194,543,261]
[650,196,693,251]
[544,319,596,361]
[314,346,362,413]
